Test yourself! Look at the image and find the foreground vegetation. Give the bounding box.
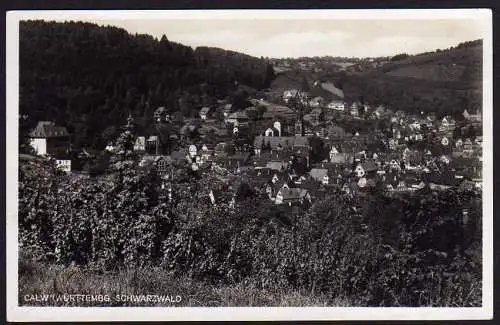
[19,123,482,307]
[19,255,342,307]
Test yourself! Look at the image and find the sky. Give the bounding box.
[84,18,484,59]
[18,10,481,59]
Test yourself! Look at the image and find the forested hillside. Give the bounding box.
[334,40,483,117]
[19,20,275,149]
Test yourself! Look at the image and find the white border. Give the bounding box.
[6,9,493,322]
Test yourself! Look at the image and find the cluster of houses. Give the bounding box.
[26,89,483,209]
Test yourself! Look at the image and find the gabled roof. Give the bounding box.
[278,188,309,201]
[200,107,211,114]
[154,106,167,115]
[266,161,288,171]
[360,161,378,172]
[29,121,69,138]
[253,136,310,150]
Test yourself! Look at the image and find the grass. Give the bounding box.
[18,256,349,307]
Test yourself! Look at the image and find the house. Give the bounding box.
[223,104,233,117]
[405,150,424,168]
[309,96,324,108]
[254,136,310,153]
[209,187,234,207]
[329,148,351,164]
[199,107,211,120]
[283,89,307,103]
[225,111,249,125]
[350,105,359,117]
[154,155,173,177]
[29,121,70,156]
[353,161,378,178]
[463,109,482,122]
[357,177,376,190]
[409,121,421,131]
[440,116,455,131]
[328,100,345,111]
[275,188,311,206]
[29,121,73,173]
[341,181,359,196]
[263,120,282,137]
[388,159,401,170]
[55,158,72,173]
[146,135,161,154]
[373,105,386,118]
[266,160,288,172]
[154,106,169,122]
[215,152,251,170]
[452,157,482,182]
[134,136,146,152]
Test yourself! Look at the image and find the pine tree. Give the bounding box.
[109,114,137,184]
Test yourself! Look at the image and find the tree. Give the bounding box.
[109,114,138,185]
[256,104,267,119]
[300,76,310,93]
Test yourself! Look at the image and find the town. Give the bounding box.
[16,19,485,310]
[27,84,483,210]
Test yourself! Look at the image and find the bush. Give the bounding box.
[19,156,482,306]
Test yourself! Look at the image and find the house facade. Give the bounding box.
[29,121,70,156]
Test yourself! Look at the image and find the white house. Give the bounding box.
[329,146,339,162]
[463,109,482,122]
[29,121,70,156]
[199,107,211,120]
[327,100,345,111]
[410,121,421,131]
[283,89,307,103]
[55,159,71,173]
[389,159,400,170]
[134,136,146,151]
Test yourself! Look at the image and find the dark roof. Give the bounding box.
[266,161,288,171]
[361,161,378,172]
[155,106,167,115]
[279,188,309,201]
[451,157,482,168]
[29,121,69,138]
[254,136,310,150]
[200,107,211,114]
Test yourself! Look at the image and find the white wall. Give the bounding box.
[30,138,46,155]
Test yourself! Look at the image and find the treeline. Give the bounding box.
[19,20,274,149]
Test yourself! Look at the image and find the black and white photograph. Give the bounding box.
[6,9,493,321]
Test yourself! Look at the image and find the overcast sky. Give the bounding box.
[84,19,483,58]
[40,11,487,59]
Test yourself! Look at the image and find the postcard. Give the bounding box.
[6,8,493,321]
